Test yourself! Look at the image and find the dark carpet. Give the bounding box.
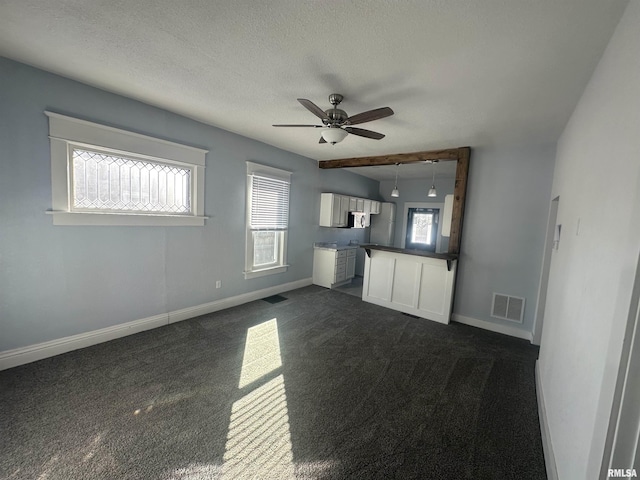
[0,286,546,479]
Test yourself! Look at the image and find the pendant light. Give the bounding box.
[391,163,400,197]
[427,160,437,197]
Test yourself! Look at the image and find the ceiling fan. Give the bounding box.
[273,94,394,145]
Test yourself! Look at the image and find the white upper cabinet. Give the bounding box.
[339,195,350,224]
[320,193,350,227]
[320,193,381,227]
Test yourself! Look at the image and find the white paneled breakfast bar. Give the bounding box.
[360,244,458,324]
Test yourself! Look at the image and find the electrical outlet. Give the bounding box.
[216,280,221,289]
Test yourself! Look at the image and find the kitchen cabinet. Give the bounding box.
[336,195,349,226]
[319,193,349,227]
[346,254,356,279]
[313,247,357,288]
[320,193,381,226]
[362,246,457,324]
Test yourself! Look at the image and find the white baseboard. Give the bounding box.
[0,314,168,371]
[451,314,533,341]
[0,277,312,371]
[536,361,559,480]
[168,277,312,323]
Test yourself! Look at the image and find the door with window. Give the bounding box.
[405,208,439,251]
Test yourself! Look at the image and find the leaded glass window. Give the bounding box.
[71,148,191,214]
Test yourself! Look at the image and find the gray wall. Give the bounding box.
[0,57,378,351]
[378,146,556,336]
[538,1,640,477]
[453,144,555,334]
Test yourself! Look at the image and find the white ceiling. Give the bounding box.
[0,0,628,164]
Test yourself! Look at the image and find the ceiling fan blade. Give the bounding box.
[344,127,385,140]
[297,98,329,121]
[319,137,327,144]
[346,107,394,125]
[272,124,323,127]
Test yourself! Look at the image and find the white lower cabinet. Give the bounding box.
[346,254,356,280]
[362,249,457,324]
[313,248,357,288]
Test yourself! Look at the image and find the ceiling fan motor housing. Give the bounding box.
[328,93,343,105]
[325,108,348,125]
[325,94,348,126]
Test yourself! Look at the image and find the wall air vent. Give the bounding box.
[491,293,525,323]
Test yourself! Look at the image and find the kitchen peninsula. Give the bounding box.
[360,244,458,324]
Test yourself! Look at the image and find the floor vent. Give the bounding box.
[491,293,525,323]
[262,294,287,304]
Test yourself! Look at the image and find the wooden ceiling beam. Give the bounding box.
[317,147,465,169]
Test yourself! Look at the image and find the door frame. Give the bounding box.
[401,202,444,252]
[600,250,640,476]
[532,196,560,346]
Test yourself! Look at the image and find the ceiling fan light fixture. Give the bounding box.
[321,127,348,145]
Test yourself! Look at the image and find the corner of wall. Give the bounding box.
[536,361,559,480]
[451,314,533,342]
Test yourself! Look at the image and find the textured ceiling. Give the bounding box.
[0,0,628,163]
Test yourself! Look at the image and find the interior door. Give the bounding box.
[405,208,439,251]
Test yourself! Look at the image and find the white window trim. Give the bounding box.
[400,201,445,252]
[244,161,291,279]
[45,111,208,226]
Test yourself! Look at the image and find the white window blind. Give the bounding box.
[244,162,291,279]
[249,174,290,230]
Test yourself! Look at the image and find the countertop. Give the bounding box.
[359,244,458,261]
[313,242,359,252]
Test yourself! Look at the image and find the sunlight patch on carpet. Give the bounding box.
[238,318,282,389]
[170,462,222,479]
[222,375,294,479]
[222,318,294,479]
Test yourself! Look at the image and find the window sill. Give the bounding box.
[46,211,208,227]
[243,265,289,279]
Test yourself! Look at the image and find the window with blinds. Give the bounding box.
[249,175,290,230]
[245,162,291,278]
